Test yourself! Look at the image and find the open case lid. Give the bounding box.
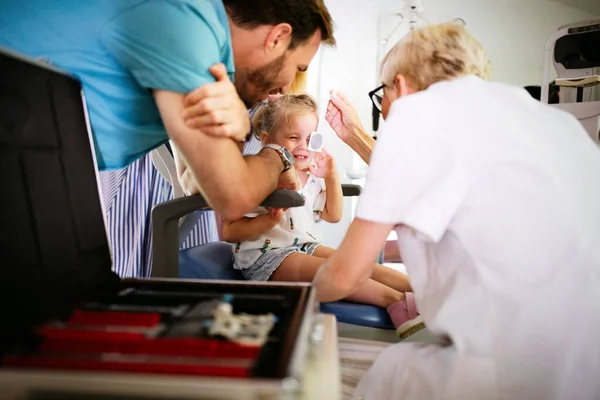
[0,49,119,349]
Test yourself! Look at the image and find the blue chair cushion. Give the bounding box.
[179,243,394,330]
[179,242,244,280]
[320,300,395,330]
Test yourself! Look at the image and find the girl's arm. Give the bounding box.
[320,169,343,223]
[221,209,283,243]
[310,150,343,223]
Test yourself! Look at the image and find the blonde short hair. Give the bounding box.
[380,22,491,91]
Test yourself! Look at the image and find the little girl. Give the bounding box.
[221,94,421,338]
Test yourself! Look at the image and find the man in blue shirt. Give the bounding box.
[0,0,335,276]
[0,0,334,213]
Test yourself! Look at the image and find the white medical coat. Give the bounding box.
[354,75,600,400]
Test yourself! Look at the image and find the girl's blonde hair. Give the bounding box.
[250,70,310,140]
[380,21,491,91]
[251,94,318,141]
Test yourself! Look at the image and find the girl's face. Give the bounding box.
[269,113,318,171]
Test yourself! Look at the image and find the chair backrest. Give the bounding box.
[150,143,199,240]
[150,143,185,199]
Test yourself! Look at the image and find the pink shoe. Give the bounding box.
[387,293,425,339]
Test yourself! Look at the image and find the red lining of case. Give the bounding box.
[5,309,263,378]
[67,310,160,327]
[39,327,260,359]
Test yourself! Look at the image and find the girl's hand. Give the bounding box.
[265,207,286,227]
[309,148,336,179]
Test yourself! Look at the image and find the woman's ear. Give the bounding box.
[393,74,416,98]
[259,131,270,144]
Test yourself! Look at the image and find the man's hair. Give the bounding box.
[381,21,491,91]
[251,94,318,140]
[223,0,336,49]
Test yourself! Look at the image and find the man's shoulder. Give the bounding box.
[105,0,224,32]
[158,0,222,17]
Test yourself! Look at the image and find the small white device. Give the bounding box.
[307,131,324,152]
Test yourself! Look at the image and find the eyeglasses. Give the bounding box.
[368,84,385,112]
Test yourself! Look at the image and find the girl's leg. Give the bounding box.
[312,245,412,293]
[370,264,412,293]
[270,252,404,308]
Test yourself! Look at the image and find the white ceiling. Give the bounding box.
[550,0,600,16]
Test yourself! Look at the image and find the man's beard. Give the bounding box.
[235,53,286,108]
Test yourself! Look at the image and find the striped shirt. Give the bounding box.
[99,153,218,278]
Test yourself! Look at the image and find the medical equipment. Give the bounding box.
[377,0,427,88]
[401,0,425,31]
[381,0,425,44]
[541,20,600,143]
[374,1,466,134]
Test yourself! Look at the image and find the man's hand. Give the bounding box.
[309,148,336,179]
[181,63,249,141]
[325,90,365,144]
[278,167,299,191]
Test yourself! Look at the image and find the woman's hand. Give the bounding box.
[309,148,336,179]
[181,63,249,142]
[325,90,365,144]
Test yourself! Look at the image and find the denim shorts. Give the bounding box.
[240,242,321,281]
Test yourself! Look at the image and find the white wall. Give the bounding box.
[307,0,599,248]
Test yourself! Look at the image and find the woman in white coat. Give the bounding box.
[317,21,600,399]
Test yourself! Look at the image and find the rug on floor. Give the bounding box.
[338,337,391,400]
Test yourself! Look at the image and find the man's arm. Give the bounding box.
[101,2,284,218]
[312,218,394,302]
[154,90,284,220]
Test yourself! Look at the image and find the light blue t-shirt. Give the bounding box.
[0,0,235,170]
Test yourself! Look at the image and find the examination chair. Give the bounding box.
[150,145,395,331]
